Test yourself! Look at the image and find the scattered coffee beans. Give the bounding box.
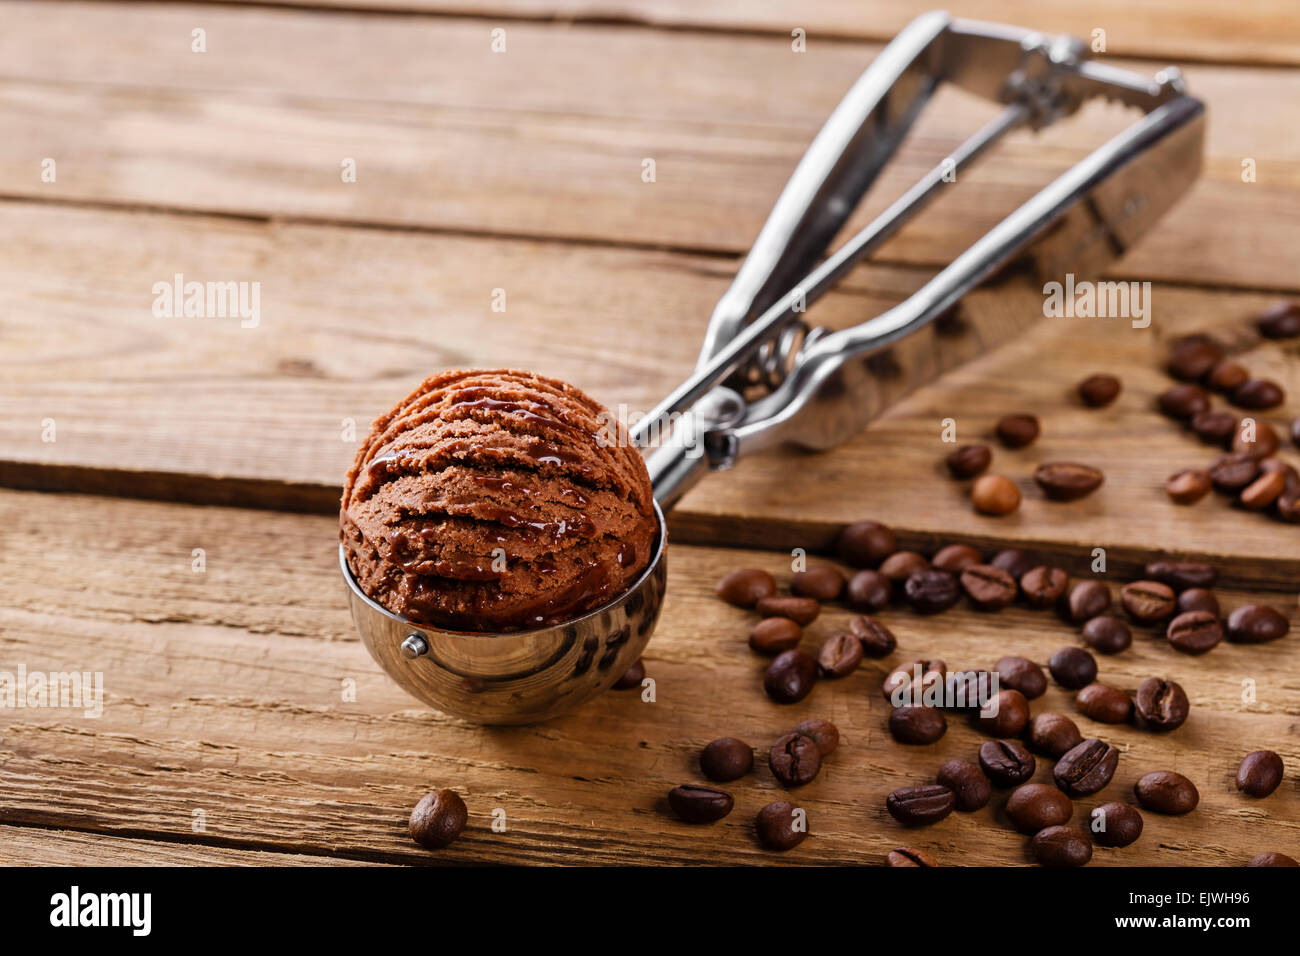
[889,706,948,745]
[1091,802,1144,847]
[849,615,897,658]
[1165,610,1222,655]
[1226,604,1291,643]
[1065,580,1112,623]
[1134,770,1198,815]
[1026,712,1084,758]
[882,659,946,703]
[749,617,802,655]
[886,785,956,826]
[1076,682,1133,724]
[755,595,820,626]
[1236,750,1284,798]
[1033,826,1093,867]
[1207,360,1249,393]
[1158,383,1211,421]
[1054,738,1120,796]
[1210,452,1260,493]
[960,564,1018,611]
[1242,470,1286,510]
[1257,300,1300,338]
[971,474,1021,515]
[817,632,863,678]
[880,550,930,588]
[764,650,818,704]
[845,570,890,612]
[794,719,840,756]
[716,568,776,608]
[669,784,734,823]
[1035,462,1104,501]
[1134,678,1190,732]
[409,789,469,849]
[1233,420,1280,459]
[1167,338,1222,381]
[979,739,1036,787]
[991,548,1034,580]
[945,670,996,711]
[995,656,1047,699]
[700,738,754,782]
[1078,373,1121,407]
[1021,566,1069,608]
[1177,587,1220,616]
[946,444,992,479]
[904,569,962,614]
[977,689,1030,737]
[769,733,822,787]
[1082,615,1132,654]
[836,520,897,568]
[1166,468,1212,505]
[886,846,940,867]
[792,565,845,601]
[1233,379,1285,410]
[1249,852,1299,867]
[1049,646,1097,689]
[1005,783,1073,834]
[996,414,1040,448]
[613,659,646,689]
[932,543,982,572]
[1145,560,1216,591]
[1192,409,1238,446]
[936,759,992,811]
[1120,580,1176,624]
[756,801,807,850]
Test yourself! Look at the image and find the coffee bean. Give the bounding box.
[1167,338,1222,381]
[1210,452,1260,493]
[1120,581,1176,624]
[1054,738,1120,796]
[1049,646,1097,689]
[1158,383,1211,422]
[817,632,863,678]
[1249,852,1300,867]
[1294,415,1300,449]
[946,444,992,479]
[1241,469,1286,510]
[845,570,891,612]
[1278,492,1300,523]
[613,659,646,689]
[794,719,840,756]
[1236,750,1284,798]
[1076,683,1132,724]
[960,564,1018,611]
[1192,410,1238,446]
[1145,560,1216,591]
[1065,580,1112,623]
[880,550,930,588]
[700,738,754,782]
[1026,713,1084,758]
[886,785,955,826]
[1177,588,1220,616]
[979,739,1036,787]
[1257,300,1300,338]
[1233,420,1280,459]
[882,659,946,704]
[1226,603,1290,643]
[991,548,1034,580]
[836,520,897,568]
[977,689,1030,737]
[1035,462,1105,501]
[792,565,845,601]
[749,617,802,655]
[1082,615,1132,654]
[1033,826,1093,867]
[886,846,940,867]
[1005,783,1073,834]
[764,650,818,704]
[756,801,807,850]
[1134,678,1190,732]
[1134,770,1198,815]
[995,656,1047,699]
[849,615,897,658]
[409,789,469,849]
[1165,610,1223,655]
[1166,468,1212,505]
[769,732,822,787]
[932,543,982,572]
[996,414,1040,448]
[1020,566,1069,608]
[755,595,821,626]
[1091,802,1144,847]
[1207,360,1249,393]
[668,784,734,823]
[936,759,991,811]
[904,569,961,614]
[944,670,997,711]
[889,706,948,745]
[716,568,776,607]
[971,475,1021,515]
[1078,373,1121,407]
[1233,379,1285,410]
[1262,457,1300,494]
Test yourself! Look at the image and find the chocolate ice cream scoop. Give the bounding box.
[341,369,656,632]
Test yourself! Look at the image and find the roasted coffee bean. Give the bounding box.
[1091,802,1144,847]
[1035,462,1105,501]
[668,784,734,823]
[1257,300,1300,338]
[1021,566,1069,608]
[1145,560,1216,591]
[716,568,776,608]
[1241,469,1286,510]
[1233,379,1285,410]
[904,569,961,614]
[882,659,946,703]
[749,617,803,656]
[932,543,982,572]
[1166,468,1213,505]
[995,656,1047,699]
[1166,337,1222,381]
[1261,457,1300,494]
[700,737,754,782]
[1207,359,1249,393]
[836,520,897,568]
[995,414,1040,449]
[1236,750,1284,798]
[1078,373,1121,407]
[1278,491,1300,523]
[1054,738,1120,796]
[1192,410,1238,446]
[1120,581,1176,624]
[1033,826,1093,867]
[1210,452,1261,493]
[1134,678,1190,731]
[769,732,822,787]
[977,689,1030,737]
[755,595,821,626]
[979,739,1036,787]
[817,632,863,678]
[849,615,897,658]
[1076,683,1133,724]
[880,550,930,588]
[960,564,1018,611]
[1177,587,1220,617]
[1049,646,1097,689]
[794,719,840,756]
[764,650,818,704]
[756,801,807,851]
[886,846,940,867]
[991,548,1034,580]
[1026,712,1084,758]
[1226,603,1290,643]
[1134,770,1198,815]
[792,565,845,601]
[1165,610,1223,655]
[409,789,469,849]
[936,759,992,811]
[943,670,996,712]
[613,659,646,689]
[1233,420,1281,459]
[886,785,955,826]
[889,706,948,745]
[1005,783,1073,834]
[1158,383,1211,421]
[845,570,891,612]
[971,475,1021,515]
[946,444,992,479]
[1082,615,1132,654]
[1249,852,1300,867]
[1065,580,1112,624]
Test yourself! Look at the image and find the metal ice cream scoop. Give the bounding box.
[342,12,1204,724]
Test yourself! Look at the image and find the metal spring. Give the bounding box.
[744,321,831,391]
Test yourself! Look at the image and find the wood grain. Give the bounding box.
[0,826,388,866]
[1,3,1298,291]
[0,490,1296,865]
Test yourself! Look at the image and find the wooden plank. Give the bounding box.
[0,826,389,866]
[0,490,1295,865]
[0,3,1297,291]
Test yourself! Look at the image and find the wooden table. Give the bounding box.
[1,0,1297,866]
